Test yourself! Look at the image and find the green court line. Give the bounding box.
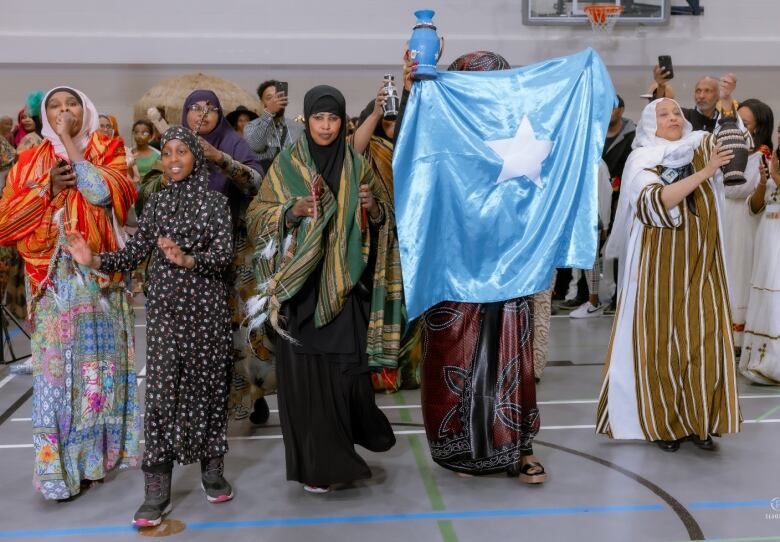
[755,403,780,422]
[393,391,458,542]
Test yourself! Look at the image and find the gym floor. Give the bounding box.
[1,300,779,542]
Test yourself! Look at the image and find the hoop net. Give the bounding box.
[584,4,624,33]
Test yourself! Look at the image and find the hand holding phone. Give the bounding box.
[266,82,289,115]
[657,55,674,81]
[50,158,75,196]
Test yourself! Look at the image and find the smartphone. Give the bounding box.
[658,55,674,80]
[276,81,288,97]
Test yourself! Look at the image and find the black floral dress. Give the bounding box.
[99,126,234,469]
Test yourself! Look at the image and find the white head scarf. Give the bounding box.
[40,86,99,158]
[604,98,707,260]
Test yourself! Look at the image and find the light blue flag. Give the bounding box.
[393,48,616,320]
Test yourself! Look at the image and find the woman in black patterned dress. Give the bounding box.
[66,126,234,526]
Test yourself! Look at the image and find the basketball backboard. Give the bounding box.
[522,0,671,25]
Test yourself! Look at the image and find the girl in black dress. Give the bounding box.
[66,126,235,526]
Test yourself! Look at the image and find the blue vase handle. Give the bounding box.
[437,36,445,63]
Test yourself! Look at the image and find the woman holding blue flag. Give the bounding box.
[598,98,743,452]
[399,50,547,483]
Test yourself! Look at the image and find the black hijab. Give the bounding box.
[153,126,212,248]
[303,85,347,195]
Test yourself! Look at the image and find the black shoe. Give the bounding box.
[556,299,583,311]
[201,456,234,503]
[249,397,270,425]
[604,299,617,315]
[690,435,717,451]
[133,469,172,527]
[655,440,680,452]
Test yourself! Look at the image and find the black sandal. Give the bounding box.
[690,435,717,451]
[518,461,547,484]
[655,439,680,452]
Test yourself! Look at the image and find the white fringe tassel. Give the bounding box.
[260,238,277,261]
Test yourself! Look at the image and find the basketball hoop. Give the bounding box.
[584,3,624,33]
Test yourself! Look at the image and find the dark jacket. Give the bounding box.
[682,107,719,132]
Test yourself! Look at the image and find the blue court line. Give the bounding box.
[0,504,663,538]
[0,500,774,539]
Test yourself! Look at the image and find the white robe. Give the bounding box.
[740,177,780,384]
[721,153,762,346]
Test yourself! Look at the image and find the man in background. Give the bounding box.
[244,80,303,172]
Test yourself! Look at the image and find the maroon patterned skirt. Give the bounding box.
[420,298,539,474]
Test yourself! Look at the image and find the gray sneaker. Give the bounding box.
[133,470,172,527]
[201,456,234,503]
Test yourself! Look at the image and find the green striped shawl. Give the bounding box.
[246,137,404,369]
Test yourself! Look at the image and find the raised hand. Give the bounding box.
[719,73,737,101]
[372,85,388,117]
[402,48,418,92]
[64,231,96,267]
[653,64,671,86]
[266,92,289,115]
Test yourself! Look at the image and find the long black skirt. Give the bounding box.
[276,338,396,486]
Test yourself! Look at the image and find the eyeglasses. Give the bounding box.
[188,104,220,115]
[100,126,115,135]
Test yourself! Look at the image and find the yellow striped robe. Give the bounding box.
[597,135,742,441]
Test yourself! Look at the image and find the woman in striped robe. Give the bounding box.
[598,98,743,452]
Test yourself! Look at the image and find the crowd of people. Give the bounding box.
[0,52,778,528]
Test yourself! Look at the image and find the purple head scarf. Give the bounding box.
[181,89,262,194]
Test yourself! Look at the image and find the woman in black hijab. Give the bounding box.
[247,85,403,493]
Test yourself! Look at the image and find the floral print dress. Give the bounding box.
[99,127,235,468]
[31,162,141,501]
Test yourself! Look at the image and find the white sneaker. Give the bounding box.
[570,302,604,319]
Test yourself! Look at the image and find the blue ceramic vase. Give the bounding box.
[409,9,443,80]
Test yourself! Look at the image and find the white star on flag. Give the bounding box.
[484,116,553,188]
